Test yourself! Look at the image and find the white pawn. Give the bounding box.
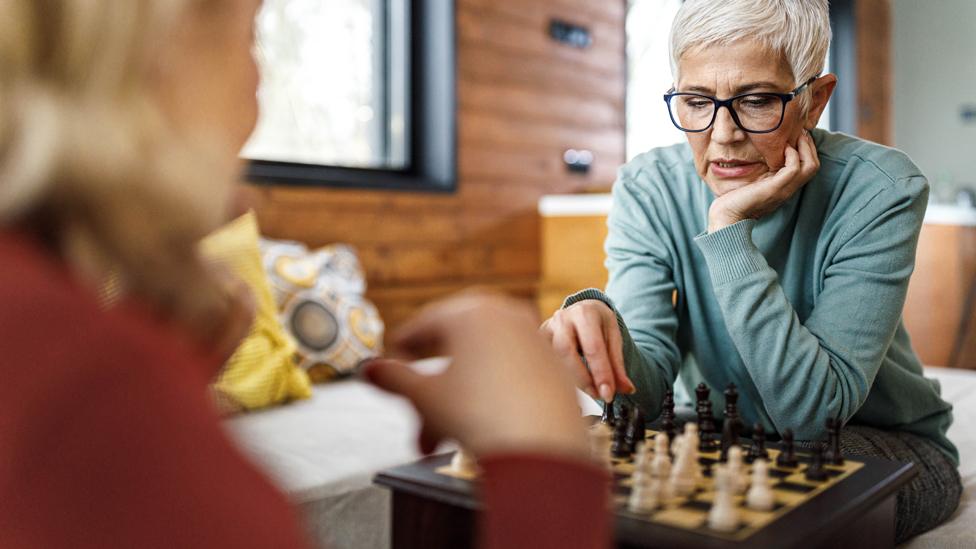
[708,464,740,532]
[670,431,698,496]
[683,423,700,453]
[634,440,652,473]
[588,423,613,470]
[450,445,478,476]
[726,446,749,494]
[682,423,703,480]
[651,434,670,476]
[651,435,674,500]
[746,459,775,511]
[628,473,660,513]
[671,433,684,456]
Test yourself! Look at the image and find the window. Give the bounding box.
[246,0,456,191]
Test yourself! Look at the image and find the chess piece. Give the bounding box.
[776,428,798,468]
[670,427,699,496]
[661,389,676,424]
[627,476,659,513]
[805,443,829,482]
[695,383,710,422]
[724,383,740,425]
[719,415,741,461]
[628,448,659,513]
[661,416,677,443]
[625,405,646,455]
[720,383,742,459]
[683,423,704,481]
[824,417,844,465]
[707,465,739,532]
[651,434,670,476]
[747,423,769,463]
[588,422,613,470]
[634,440,651,472]
[699,401,718,452]
[746,459,775,511]
[450,446,478,476]
[601,400,616,426]
[611,419,631,458]
[650,434,674,500]
[726,446,748,494]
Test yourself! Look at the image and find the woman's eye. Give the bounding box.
[686,99,711,109]
[739,96,774,108]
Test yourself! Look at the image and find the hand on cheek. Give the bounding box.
[707,130,820,233]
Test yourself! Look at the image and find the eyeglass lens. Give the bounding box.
[668,94,785,132]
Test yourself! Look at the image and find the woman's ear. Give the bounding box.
[804,74,838,129]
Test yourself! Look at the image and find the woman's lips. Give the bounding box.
[710,161,762,179]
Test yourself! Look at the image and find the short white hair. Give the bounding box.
[669,0,831,106]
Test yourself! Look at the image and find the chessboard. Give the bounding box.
[432,428,863,543]
[616,429,860,541]
[376,383,916,549]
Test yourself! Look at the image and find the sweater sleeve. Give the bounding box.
[7,341,313,549]
[564,175,682,418]
[693,176,929,439]
[478,454,611,549]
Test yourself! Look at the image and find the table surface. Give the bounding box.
[376,450,917,549]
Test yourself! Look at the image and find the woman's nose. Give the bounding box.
[711,106,746,144]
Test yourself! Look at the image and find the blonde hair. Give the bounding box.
[669,0,831,110]
[0,1,239,340]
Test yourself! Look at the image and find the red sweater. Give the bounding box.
[0,231,611,549]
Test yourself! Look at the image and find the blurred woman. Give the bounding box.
[0,2,609,548]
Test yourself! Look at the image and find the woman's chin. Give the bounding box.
[704,177,758,197]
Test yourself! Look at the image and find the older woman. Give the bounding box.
[0,1,608,548]
[542,0,961,541]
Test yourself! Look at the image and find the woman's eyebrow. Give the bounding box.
[679,81,784,95]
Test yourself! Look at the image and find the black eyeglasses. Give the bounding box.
[663,77,816,134]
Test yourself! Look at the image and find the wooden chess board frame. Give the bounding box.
[375,436,916,549]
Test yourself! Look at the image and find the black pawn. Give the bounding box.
[611,406,631,458]
[805,443,828,482]
[695,383,710,416]
[776,429,798,468]
[661,389,676,424]
[719,416,740,462]
[661,416,676,444]
[601,400,616,426]
[824,417,844,465]
[625,405,645,454]
[747,423,769,463]
[699,401,718,452]
[723,383,740,425]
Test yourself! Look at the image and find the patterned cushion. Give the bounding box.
[199,212,313,413]
[260,238,383,383]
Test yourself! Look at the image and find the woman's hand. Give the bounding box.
[363,292,590,461]
[539,300,635,403]
[707,130,820,233]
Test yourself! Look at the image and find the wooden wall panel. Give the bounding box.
[245,0,627,341]
[856,0,893,145]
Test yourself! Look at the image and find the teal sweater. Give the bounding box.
[567,129,958,464]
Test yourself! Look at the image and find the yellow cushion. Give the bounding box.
[199,212,312,412]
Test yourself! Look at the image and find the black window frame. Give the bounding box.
[246,0,457,193]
